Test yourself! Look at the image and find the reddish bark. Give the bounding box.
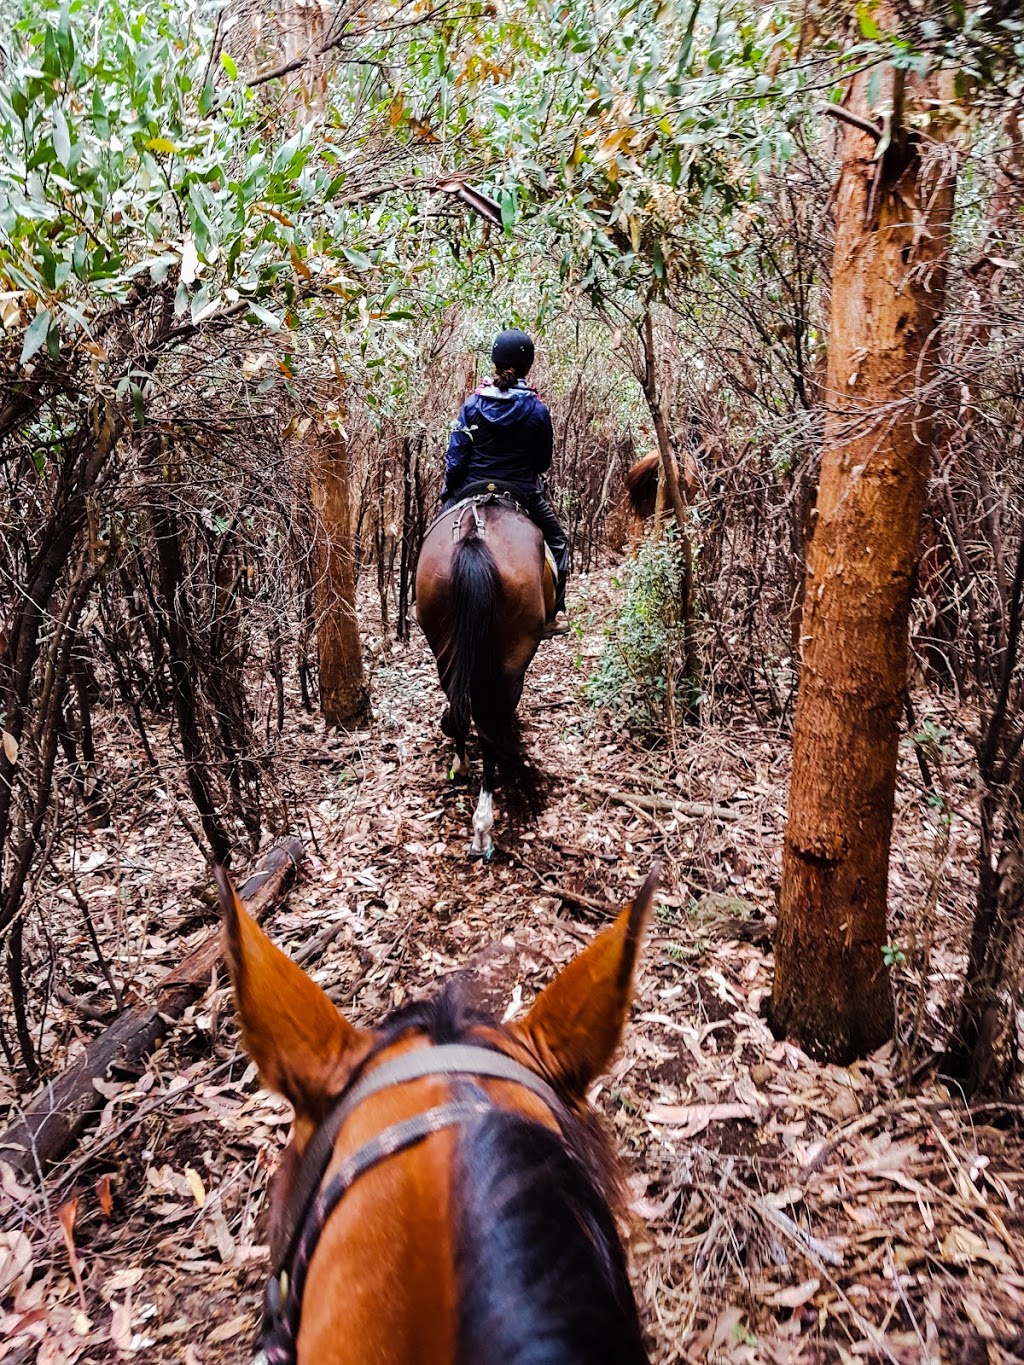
[310,424,369,728]
[770,47,959,1061]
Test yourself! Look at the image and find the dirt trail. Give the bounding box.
[2,570,1022,1364]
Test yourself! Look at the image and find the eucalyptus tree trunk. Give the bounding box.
[770,44,959,1062]
[311,423,369,728]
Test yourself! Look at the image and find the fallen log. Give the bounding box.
[0,835,304,1181]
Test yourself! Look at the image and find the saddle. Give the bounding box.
[428,484,558,583]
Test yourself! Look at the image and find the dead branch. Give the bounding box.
[815,102,883,143]
[577,776,743,823]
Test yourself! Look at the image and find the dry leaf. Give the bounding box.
[206,1314,250,1344]
[205,1208,236,1263]
[765,1278,820,1308]
[2,730,18,764]
[962,1294,995,1339]
[630,1187,678,1220]
[57,1199,87,1312]
[690,1305,745,1353]
[0,1229,33,1299]
[105,1267,145,1293]
[180,235,199,286]
[97,1173,115,1217]
[763,1186,804,1211]
[241,352,271,379]
[183,1166,206,1207]
[646,1101,756,1137]
[0,1160,33,1204]
[110,1301,134,1353]
[940,1225,995,1266]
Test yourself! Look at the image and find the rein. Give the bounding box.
[256,1042,566,1365]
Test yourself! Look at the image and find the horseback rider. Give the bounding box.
[442,329,571,636]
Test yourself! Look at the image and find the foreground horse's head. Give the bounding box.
[218,865,658,1365]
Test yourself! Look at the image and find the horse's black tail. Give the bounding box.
[447,529,548,828]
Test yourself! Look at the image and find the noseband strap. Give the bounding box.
[261,1043,566,1365]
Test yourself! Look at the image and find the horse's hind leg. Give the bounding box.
[468,750,495,860]
[441,705,469,778]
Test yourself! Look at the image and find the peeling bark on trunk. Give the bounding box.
[310,424,369,729]
[770,48,958,1062]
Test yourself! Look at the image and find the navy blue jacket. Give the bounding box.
[444,380,553,496]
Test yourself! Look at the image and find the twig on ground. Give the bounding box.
[294,919,349,967]
[577,776,743,823]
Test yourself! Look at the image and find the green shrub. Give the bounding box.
[585,533,689,735]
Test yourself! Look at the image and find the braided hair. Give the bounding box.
[493,366,520,392]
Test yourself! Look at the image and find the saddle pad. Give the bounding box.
[542,541,557,583]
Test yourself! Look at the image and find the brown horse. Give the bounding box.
[218,863,659,1365]
[609,449,702,555]
[415,495,553,858]
[606,453,659,555]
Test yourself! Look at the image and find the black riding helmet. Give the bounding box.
[491,329,535,376]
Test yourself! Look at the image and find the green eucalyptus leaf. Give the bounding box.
[857,3,881,40]
[247,303,283,330]
[342,247,373,271]
[52,106,71,166]
[20,309,51,365]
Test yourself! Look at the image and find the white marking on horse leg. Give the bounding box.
[470,789,495,858]
[451,751,469,777]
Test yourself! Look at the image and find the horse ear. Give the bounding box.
[511,863,659,1099]
[216,868,367,1124]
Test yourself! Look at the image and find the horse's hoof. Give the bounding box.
[467,844,495,862]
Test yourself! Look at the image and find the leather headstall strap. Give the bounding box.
[259,1043,568,1365]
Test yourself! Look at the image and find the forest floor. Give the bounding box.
[2,568,1024,1365]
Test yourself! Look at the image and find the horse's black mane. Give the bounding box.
[378,976,650,1364]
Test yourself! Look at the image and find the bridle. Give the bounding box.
[254,1042,568,1365]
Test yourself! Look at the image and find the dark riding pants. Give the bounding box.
[519,490,569,613]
